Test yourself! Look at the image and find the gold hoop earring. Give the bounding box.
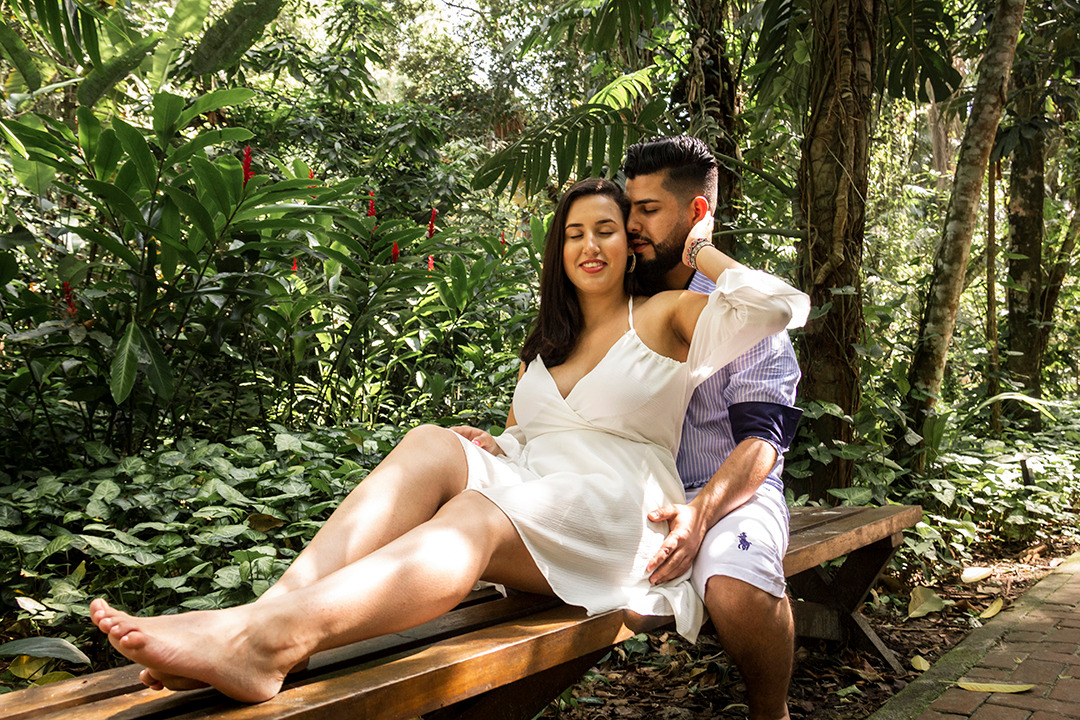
[626,253,637,274]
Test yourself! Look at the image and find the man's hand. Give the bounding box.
[450,426,505,456]
[646,503,707,585]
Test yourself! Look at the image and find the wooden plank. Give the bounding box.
[784,506,921,576]
[7,592,561,720]
[161,605,639,719]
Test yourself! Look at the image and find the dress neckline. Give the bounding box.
[537,297,682,402]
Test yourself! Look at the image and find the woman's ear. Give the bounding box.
[691,196,710,223]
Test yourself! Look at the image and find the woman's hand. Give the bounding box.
[450,426,505,456]
[681,212,715,268]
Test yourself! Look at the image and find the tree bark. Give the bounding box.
[683,0,741,255]
[793,0,878,500]
[903,0,1026,470]
[987,162,1002,435]
[1005,59,1047,427]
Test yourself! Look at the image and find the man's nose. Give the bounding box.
[626,212,642,234]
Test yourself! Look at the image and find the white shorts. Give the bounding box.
[685,484,789,600]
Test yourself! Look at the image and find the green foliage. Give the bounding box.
[189,0,286,76]
[0,425,388,689]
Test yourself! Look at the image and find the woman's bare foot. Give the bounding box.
[89,598,309,703]
[138,659,311,692]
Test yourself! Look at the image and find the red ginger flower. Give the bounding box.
[428,255,434,271]
[427,207,437,238]
[242,146,255,186]
[292,257,298,273]
[391,241,399,263]
[62,282,77,317]
[367,191,376,217]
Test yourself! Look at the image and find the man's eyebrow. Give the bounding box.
[631,198,659,206]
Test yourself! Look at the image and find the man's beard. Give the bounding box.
[633,221,691,295]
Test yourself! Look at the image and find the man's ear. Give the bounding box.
[690,196,710,223]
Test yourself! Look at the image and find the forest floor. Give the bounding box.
[537,536,1078,719]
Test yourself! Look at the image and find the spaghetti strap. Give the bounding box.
[627,297,635,331]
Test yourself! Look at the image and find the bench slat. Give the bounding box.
[169,605,643,720]
[0,592,560,720]
[784,505,922,576]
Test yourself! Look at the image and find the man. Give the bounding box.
[623,136,802,720]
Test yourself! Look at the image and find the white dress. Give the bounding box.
[455,268,810,641]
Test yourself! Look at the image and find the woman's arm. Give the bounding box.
[450,363,526,457]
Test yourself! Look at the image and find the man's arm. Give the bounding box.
[647,332,801,585]
[646,438,776,584]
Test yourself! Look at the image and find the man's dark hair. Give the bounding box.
[520,178,633,366]
[623,136,718,211]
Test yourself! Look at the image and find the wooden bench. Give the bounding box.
[0,504,921,720]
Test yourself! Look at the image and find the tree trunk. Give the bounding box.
[1005,59,1047,427]
[987,162,1002,435]
[903,0,1026,470]
[684,0,741,255]
[792,0,878,500]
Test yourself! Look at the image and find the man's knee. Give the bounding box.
[703,575,790,633]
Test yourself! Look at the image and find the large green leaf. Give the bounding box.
[189,0,285,76]
[110,322,140,404]
[879,0,961,102]
[0,637,90,665]
[112,118,159,191]
[77,34,161,107]
[151,92,187,148]
[134,326,175,400]
[0,19,42,91]
[473,103,660,197]
[150,0,212,88]
[0,118,29,160]
[175,88,256,130]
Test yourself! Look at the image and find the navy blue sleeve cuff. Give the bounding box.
[729,401,802,450]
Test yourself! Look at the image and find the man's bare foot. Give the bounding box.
[89,598,308,703]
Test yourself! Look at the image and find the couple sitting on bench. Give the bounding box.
[90,136,811,720]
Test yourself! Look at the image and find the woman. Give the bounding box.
[90,179,808,703]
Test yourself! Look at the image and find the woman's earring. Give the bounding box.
[626,253,637,274]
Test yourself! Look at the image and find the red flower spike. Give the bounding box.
[62,281,77,317]
[428,255,434,271]
[391,241,399,263]
[427,207,437,239]
[368,191,376,217]
[292,257,298,273]
[308,170,315,179]
[242,146,255,187]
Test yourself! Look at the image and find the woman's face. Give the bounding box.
[561,194,631,295]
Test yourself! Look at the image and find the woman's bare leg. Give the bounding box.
[125,425,474,692]
[90,491,550,703]
[259,425,471,601]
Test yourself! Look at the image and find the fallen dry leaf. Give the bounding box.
[908,586,946,619]
[979,598,1004,619]
[911,655,931,671]
[961,567,994,584]
[957,680,1035,693]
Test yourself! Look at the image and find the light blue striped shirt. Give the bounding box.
[676,272,802,493]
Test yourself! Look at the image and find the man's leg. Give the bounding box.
[689,485,792,720]
[704,576,793,720]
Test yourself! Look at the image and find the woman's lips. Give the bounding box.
[580,260,606,274]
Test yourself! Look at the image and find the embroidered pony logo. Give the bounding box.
[738,532,751,551]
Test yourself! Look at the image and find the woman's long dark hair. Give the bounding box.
[520,179,633,366]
